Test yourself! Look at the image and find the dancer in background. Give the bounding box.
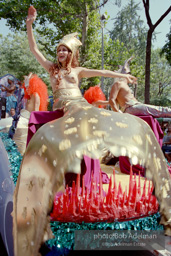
[101,57,170,166]
[13,6,171,256]
[12,73,48,155]
[108,57,171,117]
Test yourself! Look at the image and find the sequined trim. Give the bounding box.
[53,88,82,101]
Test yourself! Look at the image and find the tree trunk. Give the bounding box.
[142,0,171,104]
[144,29,152,104]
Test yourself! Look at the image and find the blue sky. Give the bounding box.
[0,0,170,49]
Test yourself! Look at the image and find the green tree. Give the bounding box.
[0,0,109,59]
[101,37,135,97]
[150,48,171,106]
[0,32,51,92]
[1,0,119,89]
[142,0,171,103]
[110,0,147,62]
[160,23,171,66]
[107,0,148,100]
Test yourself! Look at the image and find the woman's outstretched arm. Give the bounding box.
[26,6,53,72]
[79,67,137,84]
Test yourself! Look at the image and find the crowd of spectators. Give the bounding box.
[0,76,24,119]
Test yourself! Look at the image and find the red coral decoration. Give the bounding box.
[51,167,159,222]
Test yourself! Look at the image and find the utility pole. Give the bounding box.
[100,14,107,92]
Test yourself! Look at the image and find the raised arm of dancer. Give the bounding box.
[26,6,53,72]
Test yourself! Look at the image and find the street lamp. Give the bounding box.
[100,13,107,92]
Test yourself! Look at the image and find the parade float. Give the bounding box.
[0,130,167,255]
